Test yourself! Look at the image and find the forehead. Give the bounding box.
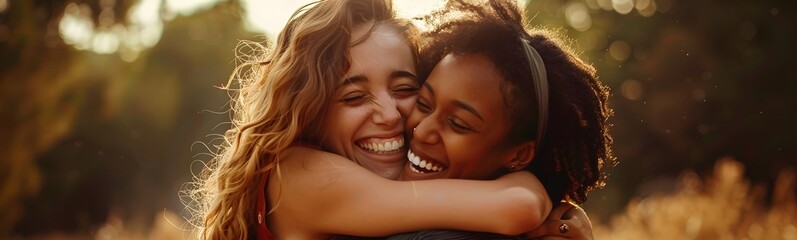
[427,54,508,119]
[345,23,414,79]
[349,23,410,58]
[350,22,406,47]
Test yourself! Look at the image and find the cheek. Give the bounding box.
[396,96,418,117]
[324,109,370,157]
[446,136,503,177]
[322,107,364,144]
[406,106,423,130]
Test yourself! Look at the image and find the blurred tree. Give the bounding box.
[524,0,797,219]
[0,0,104,235]
[2,0,255,237]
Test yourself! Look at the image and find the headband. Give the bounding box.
[520,37,549,153]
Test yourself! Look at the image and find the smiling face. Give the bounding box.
[318,23,419,180]
[402,53,529,180]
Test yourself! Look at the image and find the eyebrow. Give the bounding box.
[423,82,435,95]
[339,75,368,88]
[390,70,417,81]
[423,82,484,122]
[452,100,485,121]
[340,70,417,88]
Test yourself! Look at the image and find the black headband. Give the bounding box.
[520,37,549,153]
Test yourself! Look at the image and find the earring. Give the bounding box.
[509,164,518,170]
[413,127,417,134]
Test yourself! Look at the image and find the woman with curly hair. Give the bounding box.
[192,0,559,239]
[390,0,614,238]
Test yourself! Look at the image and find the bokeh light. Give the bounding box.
[597,0,613,11]
[621,79,643,100]
[565,2,592,31]
[91,32,120,54]
[636,0,657,17]
[58,0,163,61]
[165,0,221,16]
[0,0,8,13]
[59,3,94,50]
[635,0,652,10]
[56,0,464,58]
[609,40,631,61]
[612,0,634,15]
[591,0,658,17]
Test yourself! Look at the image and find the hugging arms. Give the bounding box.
[192,0,613,239]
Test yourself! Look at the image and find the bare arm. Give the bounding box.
[269,146,552,237]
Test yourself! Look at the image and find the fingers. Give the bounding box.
[562,203,592,229]
[543,220,588,239]
[525,202,594,240]
[525,202,573,237]
[548,201,576,220]
[557,216,593,240]
[525,219,573,239]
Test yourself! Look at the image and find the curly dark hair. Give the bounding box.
[418,0,615,204]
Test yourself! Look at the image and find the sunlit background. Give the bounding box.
[2,0,796,239]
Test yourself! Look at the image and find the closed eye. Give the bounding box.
[341,93,367,104]
[416,97,432,113]
[393,84,419,97]
[448,118,474,132]
[393,85,420,94]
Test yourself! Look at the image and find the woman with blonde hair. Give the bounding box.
[193,0,554,239]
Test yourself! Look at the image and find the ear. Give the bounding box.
[503,141,536,171]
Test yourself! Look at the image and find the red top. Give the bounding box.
[256,170,273,240]
[256,143,322,239]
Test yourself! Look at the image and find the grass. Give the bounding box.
[593,157,797,240]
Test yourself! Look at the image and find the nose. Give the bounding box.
[410,114,439,145]
[372,93,401,127]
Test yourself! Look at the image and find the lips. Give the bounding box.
[407,149,446,173]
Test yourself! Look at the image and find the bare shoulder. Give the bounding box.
[281,146,357,166]
[277,146,363,182]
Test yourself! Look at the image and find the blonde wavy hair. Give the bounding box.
[188,0,419,239]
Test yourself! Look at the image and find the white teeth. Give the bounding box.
[359,137,404,154]
[406,150,444,173]
[410,164,421,173]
